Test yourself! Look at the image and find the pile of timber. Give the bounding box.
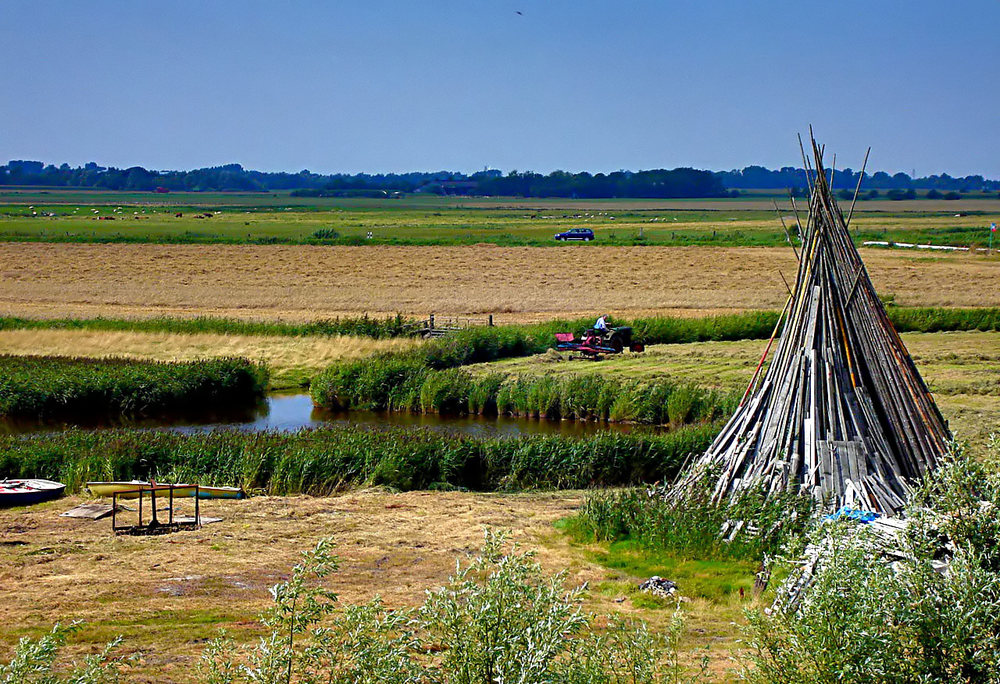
[671,135,951,516]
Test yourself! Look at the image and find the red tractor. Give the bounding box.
[554,326,644,360]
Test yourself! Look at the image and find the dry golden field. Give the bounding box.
[2,243,999,322]
[0,329,420,389]
[0,490,746,682]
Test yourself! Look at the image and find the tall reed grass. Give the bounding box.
[0,355,268,418]
[574,477,813,562]
[0,425,720,494]
[312,363,737,426]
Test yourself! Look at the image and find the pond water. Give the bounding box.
[0,393,660,439]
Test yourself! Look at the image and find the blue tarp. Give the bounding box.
[825,506,880,523]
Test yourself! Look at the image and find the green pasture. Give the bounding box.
[0,187,997,247]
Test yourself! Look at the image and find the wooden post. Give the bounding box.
[488,314,494,327]
[429,313,435,331]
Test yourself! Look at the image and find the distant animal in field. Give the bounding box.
[175,213,183,218]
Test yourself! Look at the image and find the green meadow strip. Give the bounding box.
[1,306,994,345]
[0,424,720,495]
[0,313,420,339]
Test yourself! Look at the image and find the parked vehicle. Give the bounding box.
[554,228,595,241]
[554,326,644,359]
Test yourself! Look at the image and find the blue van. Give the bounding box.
[554,228,595,241]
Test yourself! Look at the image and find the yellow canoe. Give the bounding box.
[86,482,246,500]
[86,481,198,499]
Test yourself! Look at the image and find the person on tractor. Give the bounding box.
[594,314,609,332]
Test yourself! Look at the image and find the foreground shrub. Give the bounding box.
[743,444,1000,683]
[0,425,719,495]
[0,355,268,419]
[0,622,126,683]
[200,530,703,683]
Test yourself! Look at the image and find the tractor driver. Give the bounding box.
[594,314,609,333]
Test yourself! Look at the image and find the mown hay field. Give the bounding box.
[0,490,747,682]
[2,243,999,322]
[0,329,420,390]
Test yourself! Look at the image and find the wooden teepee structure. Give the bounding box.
[673,136,951,515]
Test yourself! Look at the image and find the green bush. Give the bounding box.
[0,622,127,683]
[744,446,1000,682]
[199,530,701,683]
[0,355,267,419]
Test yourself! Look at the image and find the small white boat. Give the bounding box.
[0,479,66,507]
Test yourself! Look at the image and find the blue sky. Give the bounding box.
[2,1,997,176]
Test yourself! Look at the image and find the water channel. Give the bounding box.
[0,393,661,438]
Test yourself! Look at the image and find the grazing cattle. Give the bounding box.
[175,213,183,218]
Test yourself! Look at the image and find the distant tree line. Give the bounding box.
[716,165,999,193]
[2,159,996,197]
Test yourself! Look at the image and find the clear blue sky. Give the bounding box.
[2,1,997,177]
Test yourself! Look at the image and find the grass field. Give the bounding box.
[0,329,421,390]
[466,330,1000,449]
[0,490,746,682]
[1,189,998,247]
[3,243,1000,322]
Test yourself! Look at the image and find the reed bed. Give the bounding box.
[574,478,813,562]
[0,425,720,494]
[0,355,267,418]
[313,362,737,427]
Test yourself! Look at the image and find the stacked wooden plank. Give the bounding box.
[672,136,950,515]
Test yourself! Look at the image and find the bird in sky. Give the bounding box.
[515,10,522,15]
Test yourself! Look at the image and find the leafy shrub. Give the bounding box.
[200,530,702,683]
[0,622,126,683]
[743,444,1000,682]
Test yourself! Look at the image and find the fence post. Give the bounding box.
[429,313,435,331]
[489,314,494,327]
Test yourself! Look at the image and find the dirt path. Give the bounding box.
[2,243,998,321]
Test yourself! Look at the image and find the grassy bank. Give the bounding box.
[0,425,719,494]
[0,355,267,419]
[0,329,421,391]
